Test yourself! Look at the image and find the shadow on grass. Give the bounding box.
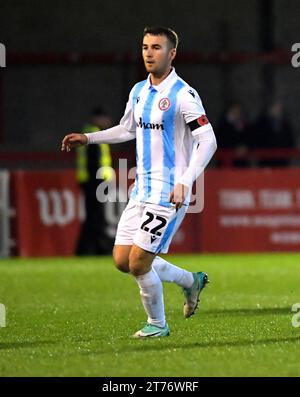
[203,307,292,317]
[77,334,300,357]
[0,341,57,350]
[126,335,300,353]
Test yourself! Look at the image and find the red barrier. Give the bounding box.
[168,211,200,253]
[201,169,300,252]
[10,168,300,256]
[11,170,81,257]
[10,169,198,257]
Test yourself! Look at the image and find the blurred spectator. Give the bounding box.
[217,101,251,167]
[76,107,114,255]
[252,100,295,167]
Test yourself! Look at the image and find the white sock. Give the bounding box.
[135,268,165,328]
[152,256,194,288]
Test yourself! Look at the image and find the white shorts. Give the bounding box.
[114,199,188,254]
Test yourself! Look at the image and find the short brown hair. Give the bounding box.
[143,26,179,49]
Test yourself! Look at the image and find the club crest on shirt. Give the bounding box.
[159,98,171,111]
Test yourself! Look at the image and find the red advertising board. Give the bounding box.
[201,169,300,252]
[10,169,199,256]
[10,168,300,256]
[11,170,82,257]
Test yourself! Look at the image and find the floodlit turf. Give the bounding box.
[0,253,300,377]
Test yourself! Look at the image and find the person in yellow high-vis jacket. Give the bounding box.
[76,108,114,255]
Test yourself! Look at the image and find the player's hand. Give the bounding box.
[169,183,189,211]
[61,133,88,151]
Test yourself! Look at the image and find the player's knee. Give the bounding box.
[112,250,130,273]
[114,259,130,273]
[128,252,149,276]
[129,263,146,276]
[115,261,130,273]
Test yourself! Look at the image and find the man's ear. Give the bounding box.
[170,48,177,61]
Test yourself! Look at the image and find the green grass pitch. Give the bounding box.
[0,253,300,377]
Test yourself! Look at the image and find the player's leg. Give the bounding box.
[152,256,209,318]
[113,245,131,273]
[152,256,194,287]
[112,200,168,337]
[113,200,169,337]
[129,244,169,337]
[113,243,169,337]
[129,203,192,337]
[112,199,141,273]
[149,204,193,287]
[113,245,168,337]
[148,205,209,318]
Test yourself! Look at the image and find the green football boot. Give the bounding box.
[183,272,209,318]
[133,323,170,338]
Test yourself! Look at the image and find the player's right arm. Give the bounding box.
[61,133,87,151]
[61,125,136,151]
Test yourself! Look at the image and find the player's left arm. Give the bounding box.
[178,122,217,184]
[169,89,217,210]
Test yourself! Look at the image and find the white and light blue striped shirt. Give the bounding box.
[120,68,213,207]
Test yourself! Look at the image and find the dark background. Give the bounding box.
[0,0,299,152]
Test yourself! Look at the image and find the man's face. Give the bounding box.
[142,34,176,76]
